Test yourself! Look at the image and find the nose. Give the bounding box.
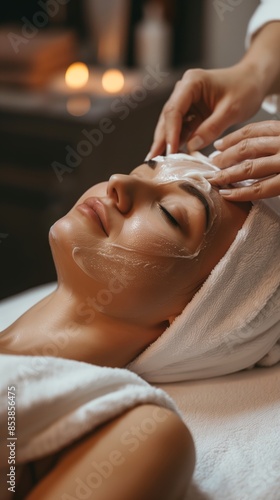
[107,174,135,214]
[107,174,152,214]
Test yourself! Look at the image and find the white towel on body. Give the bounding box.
[0,354,179,465]
[128,200,280,382]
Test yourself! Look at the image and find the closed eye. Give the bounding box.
[158,204,179,227]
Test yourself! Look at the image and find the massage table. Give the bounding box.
[0,282,279,500]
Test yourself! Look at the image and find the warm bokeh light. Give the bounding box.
[65,62,89,89]
[101,69,125,93]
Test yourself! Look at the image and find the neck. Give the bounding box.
[0,284,165,368]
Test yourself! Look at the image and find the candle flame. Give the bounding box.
[65,62,89,89]
[102,69,124,93]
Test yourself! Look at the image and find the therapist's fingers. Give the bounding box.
[186,97,238,151]
[147,113,167,158]
[214,121,280,153]
[217,173,280,201]
[213,121,280,168]
[148,68,239,157]
[150,93,236,157]
[149,79,197,158]
[150,106,183,157]
[209,155,280,187]
[212,136,280,170]
[149,68,225,157]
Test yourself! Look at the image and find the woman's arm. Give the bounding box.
[26,404,195,500]
[242,21,280,98]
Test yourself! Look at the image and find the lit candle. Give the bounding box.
[101,69,125,93]
[48,64,140,97]
[65,62,89,89]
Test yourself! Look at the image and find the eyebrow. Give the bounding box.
[179,183,210,230]
[143,159,157,169]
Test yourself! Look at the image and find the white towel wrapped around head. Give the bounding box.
[128,155,280,383]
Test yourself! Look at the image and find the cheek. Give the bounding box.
[107,256,191,321]
[116,209,208,261]
[73,219,182,303]
[114,212,189,259]
[72,227,173,291]
[117,215,168,256]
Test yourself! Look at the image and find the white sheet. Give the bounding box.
[160,365,280,500]
[1,284,280,499]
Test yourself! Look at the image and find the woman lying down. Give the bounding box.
[0,153,279,500]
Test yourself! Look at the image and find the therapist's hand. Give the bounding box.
[147,63,264,158]
[209,121,280,200]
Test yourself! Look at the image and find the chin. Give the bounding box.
[48,215,86,286]
[50,214,72,244]
[48,213,79,266]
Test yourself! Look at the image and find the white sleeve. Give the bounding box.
[245,0,280,47]
[245,0,280,114]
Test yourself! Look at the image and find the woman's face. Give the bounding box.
[50,158,250,326]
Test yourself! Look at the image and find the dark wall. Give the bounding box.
[1,0,204,66]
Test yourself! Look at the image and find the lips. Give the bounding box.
[77,197,109,236]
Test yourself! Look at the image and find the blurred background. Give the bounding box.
[0,0,267,299]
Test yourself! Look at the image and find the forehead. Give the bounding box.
[136,157,216,200]
[144,156,218,177]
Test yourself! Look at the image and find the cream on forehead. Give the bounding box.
[154,152,219,168]
[152,153,219,188]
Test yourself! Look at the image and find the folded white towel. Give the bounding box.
[0,355,179,465]
[128,200,280,382]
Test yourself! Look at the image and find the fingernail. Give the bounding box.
[203,172,216,179]
[188,136,204,151]
[214,138,223,149]
[209,150,221,159]
[219,189,232,196]
[166,143,172,156]
[144,152,152,161]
